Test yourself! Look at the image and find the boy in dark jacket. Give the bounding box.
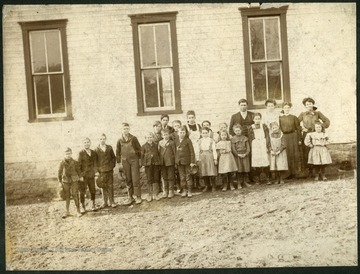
[58,147,82,218]
[77,137,97,212]
[158,128,176,198]
[141,132,161,202]
[116,123,142,205]
[175,126,196,198]
[95,133,117,209]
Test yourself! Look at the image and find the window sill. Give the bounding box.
[28,116,74,123]
[137,110,183,117]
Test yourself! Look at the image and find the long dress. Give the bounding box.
[279,114,302,175]
[305,132,332,165]
[231,135,250,172]
[197,137,218,177]
[216,140,238,174]
[250,124,270,167]
[269,132,288,171]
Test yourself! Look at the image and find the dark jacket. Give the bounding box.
[175,137,195,165]
[116,133,141,163]
[58,158,81,183]
[158,139,176,166]
[141,142,161,166]
[298,110,330,132]
[229,111,255,137]
[77,149,97,178]
[95,145,116,173]
[248,124,271,152]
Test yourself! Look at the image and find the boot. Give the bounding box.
[147,182,153,202]
[222,176,228,192]
[123,192,135,206]
[91,200,96,211]
[187,187,193,198]
[181,188,187,198]
[237,174,243,189]
[279,172,284,184]
[211,178,216,193]
[80,203,86,214]
[168,180,175,198]
[152,183,161,201]
[162,181,169,198]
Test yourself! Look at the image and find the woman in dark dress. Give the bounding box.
[279,102,302,179]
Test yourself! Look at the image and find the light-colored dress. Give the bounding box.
[251,124,270,167]
[269,132,288,171]
[305,132,332,165]
[197,137,217,176]
[216,140,238,174]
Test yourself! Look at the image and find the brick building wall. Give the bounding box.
[3,3,356,181]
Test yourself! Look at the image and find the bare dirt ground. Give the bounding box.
[5,176,358,270]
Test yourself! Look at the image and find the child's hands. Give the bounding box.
[95,172,99,178]
[276,151,280,155]
[298,141,302,146]
[190,163,196,167]
[251,124,256,129]
[58,182,63,187]
[80,177,84,182]
[271,150,276,156]
[214,159,218,165]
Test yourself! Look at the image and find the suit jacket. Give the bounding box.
[58,158,81,183]
[175,137,195,165]
[141,142,160,166]
[95,145,116,173]
[116,133,142,163]
[77,149,97,178]
[229,111,255,137]
[158,139,176,166]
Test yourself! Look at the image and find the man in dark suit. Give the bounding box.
[229,99,255,137]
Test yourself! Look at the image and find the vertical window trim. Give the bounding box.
[129,12,182,116]
[240,7,290,109]
[19,19,73,122]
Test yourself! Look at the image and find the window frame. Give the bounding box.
[129,12,182,116]
[240,7,290,109]
[19,19,73,123]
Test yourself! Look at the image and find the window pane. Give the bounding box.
[46,31,62,72]
[249,19,265,61]
[155,24,171,67]
[30,32,47,73]
[143,69,158,108]
[159,68,174,107]
[252,63,267,102]
[50,75,66,113]
[139,25,156,68]
[267,62,282,100]
[34,75,51,114]
[265,18,280,60]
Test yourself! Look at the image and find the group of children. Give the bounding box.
[58,98,332,218]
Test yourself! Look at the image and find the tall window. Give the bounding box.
[20,20,72,122]
[130,12,181,115]
[240,7,290,108]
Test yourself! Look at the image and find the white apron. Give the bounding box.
[251,125,270,167]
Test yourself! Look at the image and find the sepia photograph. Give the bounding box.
[2,1,357,271]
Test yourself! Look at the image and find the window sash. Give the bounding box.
[248,16,282,63]
[240,7,290,108]
[20,19,72,122]
[138,21,176,111]
[29,29,67,118]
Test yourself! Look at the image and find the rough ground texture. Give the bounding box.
[5,176,357,270]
